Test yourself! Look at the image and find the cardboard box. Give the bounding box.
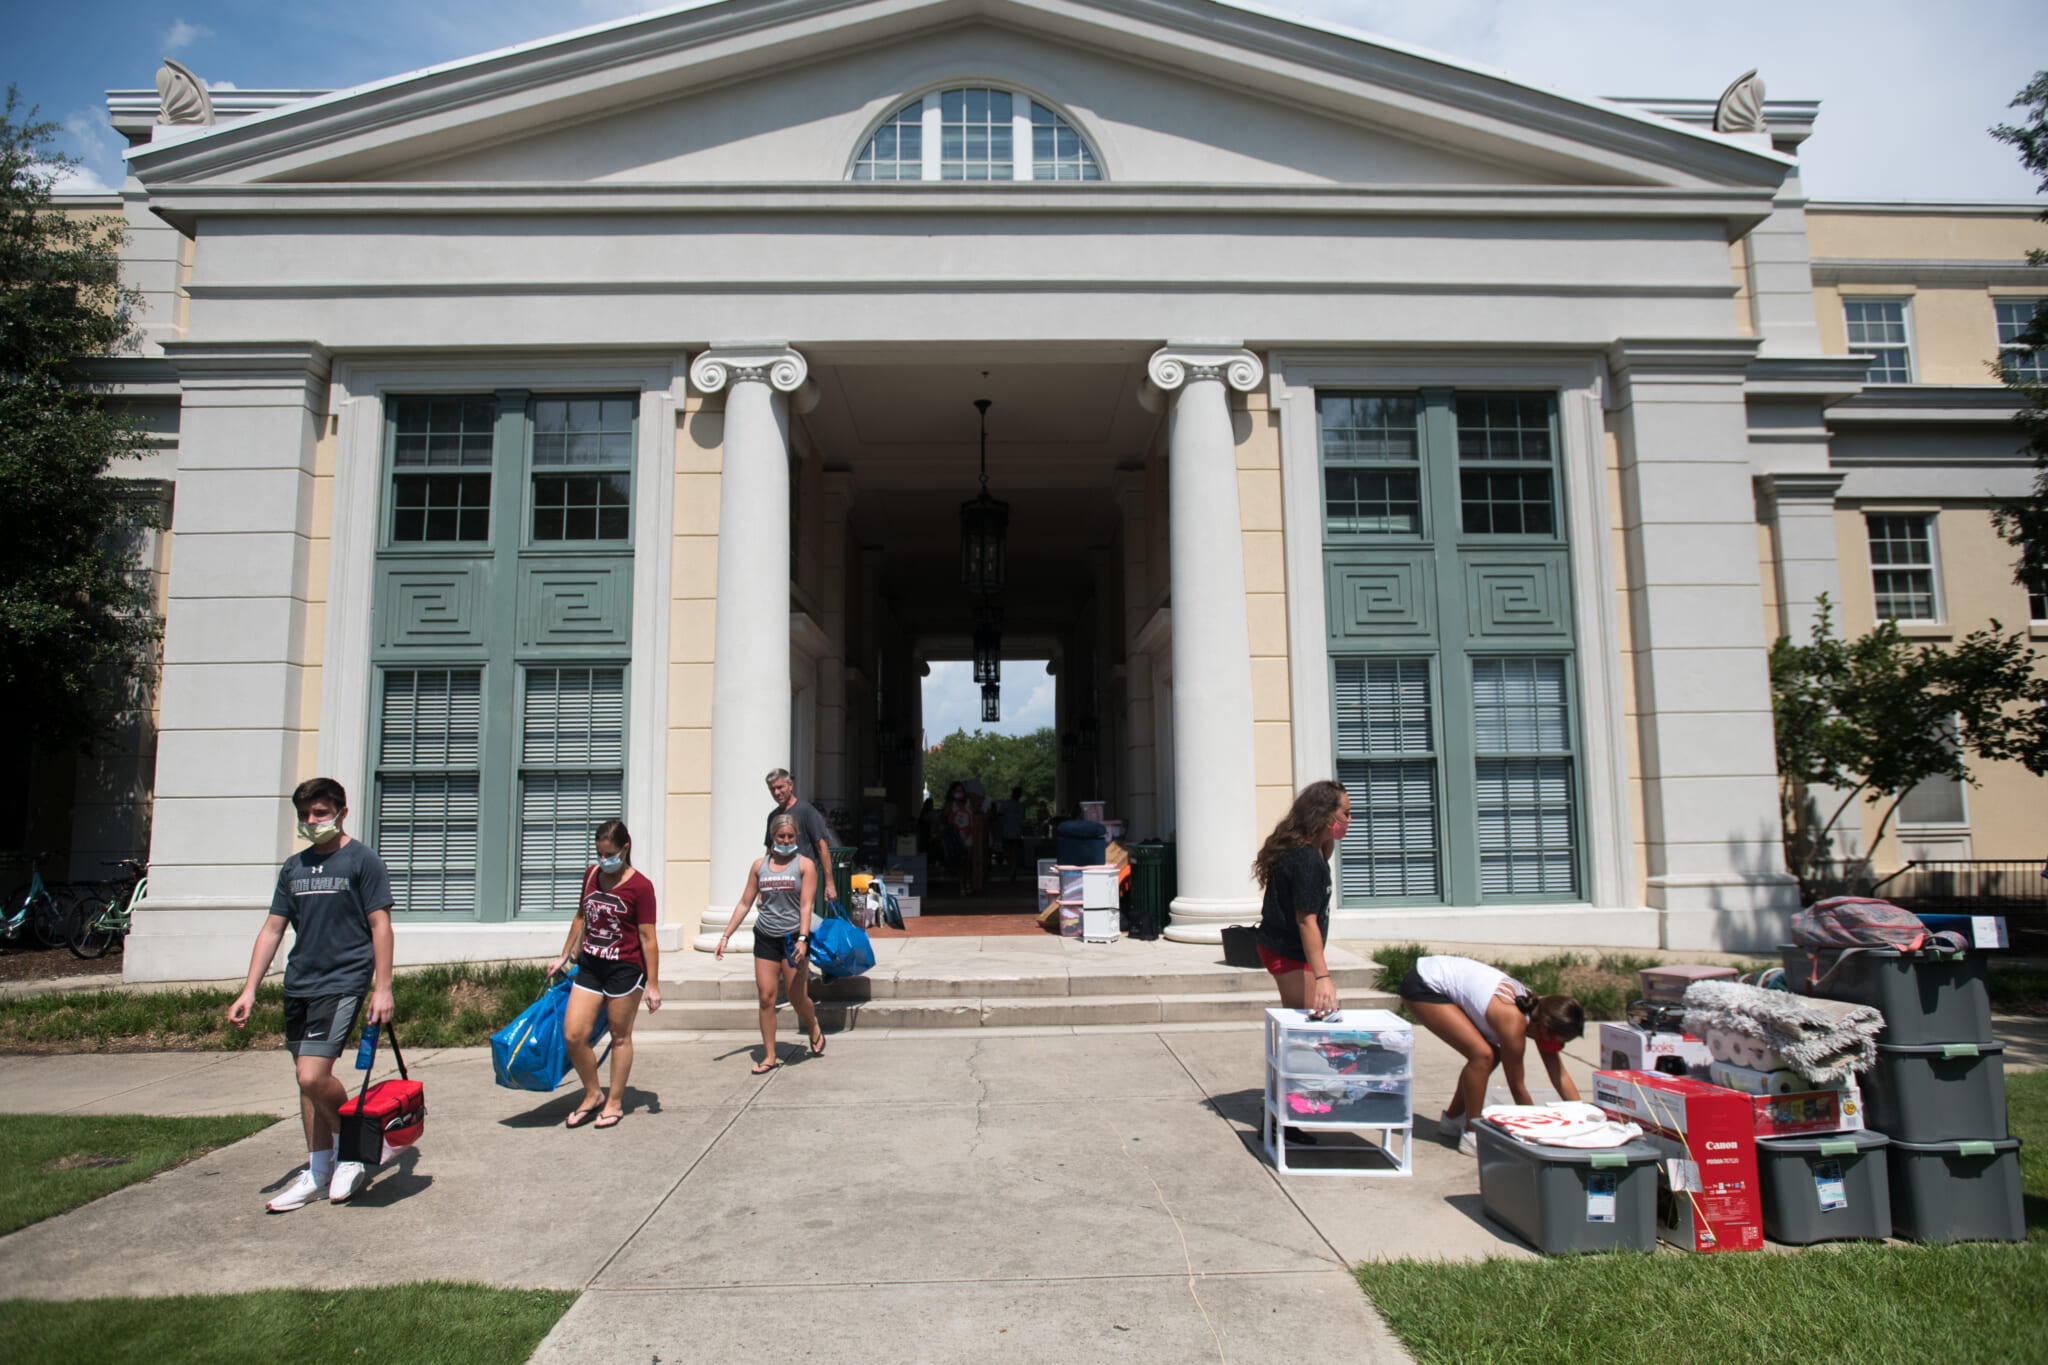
[1746,1084,1863,1138]
[1637,964,1737,1004]
[1598,1022,1712,1079]
[1593,1070,1764,1253]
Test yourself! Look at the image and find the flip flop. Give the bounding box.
[751,1058,782,1074]
[809,1032,828,1057]
[592,1113,623,1129]
[565,1102,604,1129]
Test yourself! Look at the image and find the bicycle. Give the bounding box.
[71,858,146,960]
[1,852,76,950]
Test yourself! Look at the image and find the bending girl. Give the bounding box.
[1399,954,1584,1155]
[715,811,827,1072]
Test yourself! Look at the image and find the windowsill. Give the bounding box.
[2030,623,2048,641]
[1894,622,1952,640]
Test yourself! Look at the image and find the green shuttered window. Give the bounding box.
[1320,389,1583,907]
[372,391,636,920]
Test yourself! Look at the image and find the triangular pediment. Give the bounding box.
[129,0,1791,192]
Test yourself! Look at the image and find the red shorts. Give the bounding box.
[1257,944,1310,977]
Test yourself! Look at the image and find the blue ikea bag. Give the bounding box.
[807,902,875,980]
[491,966,610,1092]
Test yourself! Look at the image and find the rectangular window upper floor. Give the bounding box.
[1843,298,1914,384]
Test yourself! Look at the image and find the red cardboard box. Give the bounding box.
[1746,1084,1864,1138]
[1592,1070,1763,1253]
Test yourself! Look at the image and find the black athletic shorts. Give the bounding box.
[284,992,363,1059]
[752,931,806,964]
[1397,968,1454,1005]
[571,953,647,998]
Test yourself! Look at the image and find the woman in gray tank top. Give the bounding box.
[714,811,825,1072]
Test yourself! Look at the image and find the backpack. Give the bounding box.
[1790,897,1930,952]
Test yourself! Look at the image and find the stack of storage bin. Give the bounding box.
[1262,1007,1413,1176]
[1781,944,2024,1243]
[1052,865,1119,940]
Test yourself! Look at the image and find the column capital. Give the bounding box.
[689,345,817,411]
[1145,343,1263,397]
[1755,470,1847,505]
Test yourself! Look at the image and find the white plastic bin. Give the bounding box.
[1263,1008,1413,1176]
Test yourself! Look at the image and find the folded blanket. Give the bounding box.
[1681,979,1883,1085]
[1480,1102,1644,1149]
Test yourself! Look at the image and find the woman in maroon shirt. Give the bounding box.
[545,819,661,1128]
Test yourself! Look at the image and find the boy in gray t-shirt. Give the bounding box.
[228,777,395,1212]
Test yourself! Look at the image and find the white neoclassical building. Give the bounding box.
[89,0,2005,981]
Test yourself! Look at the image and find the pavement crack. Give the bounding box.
[964,1038,990,1160]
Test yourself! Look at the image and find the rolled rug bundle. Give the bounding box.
[1681,979,1883,1086]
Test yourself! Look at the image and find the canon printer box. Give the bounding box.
[1598,1022,1712,1079]
[1593,1070,1763,1253]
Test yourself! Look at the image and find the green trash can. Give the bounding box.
[827,846,857,912]
[1125,842,1167,941]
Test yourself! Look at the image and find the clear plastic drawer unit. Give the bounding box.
[1263,1008,1414,1176]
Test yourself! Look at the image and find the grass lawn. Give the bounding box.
[0,1113,277,1235]
[1354,1071,2048,1365]
[0,1283,576,1365]
[0,961,552,1053]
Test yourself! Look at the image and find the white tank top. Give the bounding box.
[1417,955,1528,1045]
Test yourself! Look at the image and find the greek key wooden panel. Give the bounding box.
[517,561,632,651]
[377,565,486,652]
[1462,553,1571,640]
[1326,553,1434,642]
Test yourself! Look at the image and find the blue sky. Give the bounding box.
[921,660,1055,745]
[10,1,2044,200]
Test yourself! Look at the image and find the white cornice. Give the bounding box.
[123,0,1791,192]
[141,180,1781,236]
[1811,258,2048,288]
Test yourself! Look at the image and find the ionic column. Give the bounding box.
[689,346,815,951]
[1141,345,1265,942]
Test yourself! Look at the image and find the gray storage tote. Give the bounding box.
[1862,1041,2007,1144]
[1754,1129,1890,1244]
[1886,1136,2026,1243]
[1778,945,1991,1046]
[1475,1121,1661,1255]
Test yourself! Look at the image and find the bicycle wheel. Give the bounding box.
[69,893,120,959]
[29,889,74,949]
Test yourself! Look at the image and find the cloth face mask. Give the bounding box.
[297,819,340,843]
[598,854,624,873]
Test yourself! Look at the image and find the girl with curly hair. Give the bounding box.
[1251,779,1350,1019]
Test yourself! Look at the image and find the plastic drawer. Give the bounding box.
[1754,1130,1890,1244]
[1778,945,1991,1046]
[1279,1077,1411,1127]
[1886,1137,2025,1243]
[1861,1042,2007,1144]
[1280,1031,1414,1078]
[1475,1122,1662,1254]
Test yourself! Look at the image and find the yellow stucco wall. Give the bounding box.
[1238,387,1294,836]
[1831,502,2048,867]
[1808,209,2048,386]
[669,397,720,922]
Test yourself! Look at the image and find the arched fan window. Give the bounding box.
[852,87,1102,181]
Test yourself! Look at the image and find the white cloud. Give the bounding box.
[165,19,204,53]
[55,110,124,196]
[921,660,1055,743]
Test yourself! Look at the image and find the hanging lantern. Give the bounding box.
[973,620,1002,686]
[1061,730,1079,764]
[959,399,1007,597]
[1078,714,1099,753]
[876,716,896,755]
[982,683,1001,723]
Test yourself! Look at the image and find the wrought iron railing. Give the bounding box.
[1868,859,2048,915]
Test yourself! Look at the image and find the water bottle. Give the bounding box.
[354,1023,378,1071]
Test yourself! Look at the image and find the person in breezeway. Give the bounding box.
[764,767,834,904]
[226,776,395,1212]
[996,785,1027,884]
[545,818,661,1129]
[1400,954,1585,1157]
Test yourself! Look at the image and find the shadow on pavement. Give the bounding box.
[347,1147,431,1208]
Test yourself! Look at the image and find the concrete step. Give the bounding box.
[659,962,1383,1002]
[640,988,1402,1032]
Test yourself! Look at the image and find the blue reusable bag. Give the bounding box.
[807,903,875,980]
[490,967,610,1092]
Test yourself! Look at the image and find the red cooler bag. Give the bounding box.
[339,1018,425,1166]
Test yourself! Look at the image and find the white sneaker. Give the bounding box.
[1438,1110,1467,1140]
[1457,1129,1479,1158]
[267,1168,325,1213]
[328,1161,369,1204]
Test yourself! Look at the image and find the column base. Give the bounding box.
[1163,895,1261,944]
[693,908,758,953]
[1648,873,1801,953]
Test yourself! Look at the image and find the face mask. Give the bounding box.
[772,841,799,857]
[598,854,624,873]
[297,819,340,843]
[1329,818,1351,841]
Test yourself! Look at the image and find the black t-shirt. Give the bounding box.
[269,839,393,997]
[1253,842,1331,963]
[765,799,831,857]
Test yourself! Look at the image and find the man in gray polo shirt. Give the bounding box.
[227,777,395,1212]
[764,768,835,903]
